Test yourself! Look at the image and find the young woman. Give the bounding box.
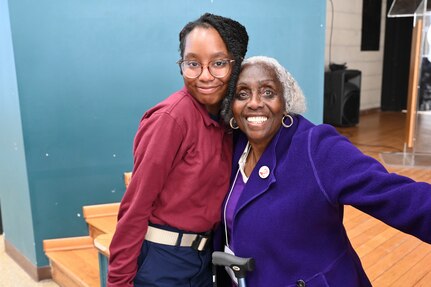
[107,13,249,287]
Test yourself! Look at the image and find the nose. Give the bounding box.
[247,92,264,109]
[198,65,215,81]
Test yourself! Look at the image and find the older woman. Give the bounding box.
[221,56,431,286]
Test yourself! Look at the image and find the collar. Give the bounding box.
[181,86,220,128]
[232,115,304,167]
[232,115,302,214]
[238,142,251,183]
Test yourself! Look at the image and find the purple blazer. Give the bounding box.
[221,115,431,287]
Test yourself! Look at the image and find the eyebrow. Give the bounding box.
[184,52,230,59]
[237,79,276,86]
[258,79,276,84]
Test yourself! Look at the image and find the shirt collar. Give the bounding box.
[181,86,220,127]
[238,142,251,183]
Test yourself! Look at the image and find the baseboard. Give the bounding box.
[4,238,51,281]
[360,107,381,115]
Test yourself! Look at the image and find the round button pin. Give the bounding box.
[258,166,270,179]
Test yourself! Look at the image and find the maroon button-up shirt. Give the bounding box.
[108,87,233,286]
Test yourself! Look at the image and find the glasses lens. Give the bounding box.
[208,60,232,78]
[181,61,201,78]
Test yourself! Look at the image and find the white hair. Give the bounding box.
[241,56,307,115]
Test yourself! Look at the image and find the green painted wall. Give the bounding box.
[1,0,325,268]
[0,0,36,264]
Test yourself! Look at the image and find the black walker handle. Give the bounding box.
[212,251,255,287]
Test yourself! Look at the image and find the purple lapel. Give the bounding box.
[234,133,279,215]
[233,115,301,216]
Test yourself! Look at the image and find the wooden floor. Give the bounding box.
[337,111,431,286]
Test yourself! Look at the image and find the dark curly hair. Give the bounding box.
[179,13,249,123]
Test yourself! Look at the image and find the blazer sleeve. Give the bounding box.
[307,124,431,243]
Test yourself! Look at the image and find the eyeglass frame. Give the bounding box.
[176,59,235,79]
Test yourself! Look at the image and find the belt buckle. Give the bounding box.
[191,233,210,251]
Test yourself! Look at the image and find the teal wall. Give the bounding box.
[0,0,37,264]
[1,0,325,268]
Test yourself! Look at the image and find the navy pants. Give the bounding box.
[134,238,213,287]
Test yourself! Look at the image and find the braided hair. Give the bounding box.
[179,13,249,123]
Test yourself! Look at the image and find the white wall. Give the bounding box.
[325,0,388,110]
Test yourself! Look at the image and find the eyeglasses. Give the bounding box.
[177,59,235,79]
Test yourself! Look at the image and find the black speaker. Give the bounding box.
[324,69,361,127]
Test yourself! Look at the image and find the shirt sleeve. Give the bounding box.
[308,124,431,243]
[107,112,184,287]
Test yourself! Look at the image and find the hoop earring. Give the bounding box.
[281,114,293,128]
[230,117,239,129]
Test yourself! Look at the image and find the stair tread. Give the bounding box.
[46,243,100,287]
[82,203,120,219]
[86,216,117,234]
[94,233,113,257]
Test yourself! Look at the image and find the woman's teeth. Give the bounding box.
[247,116,268,124]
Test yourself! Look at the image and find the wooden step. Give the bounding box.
[82,203,119,238]
[43,236,100,287]
[81,170,131,239]
[94,233,113,258]
[124,172,132,188]
[94,233,113,287]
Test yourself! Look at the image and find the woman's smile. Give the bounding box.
[196,85,222,94]
[246,116,268,124]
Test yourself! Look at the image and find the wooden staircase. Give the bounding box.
[43,236,100,287]
[43,173,131,287]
